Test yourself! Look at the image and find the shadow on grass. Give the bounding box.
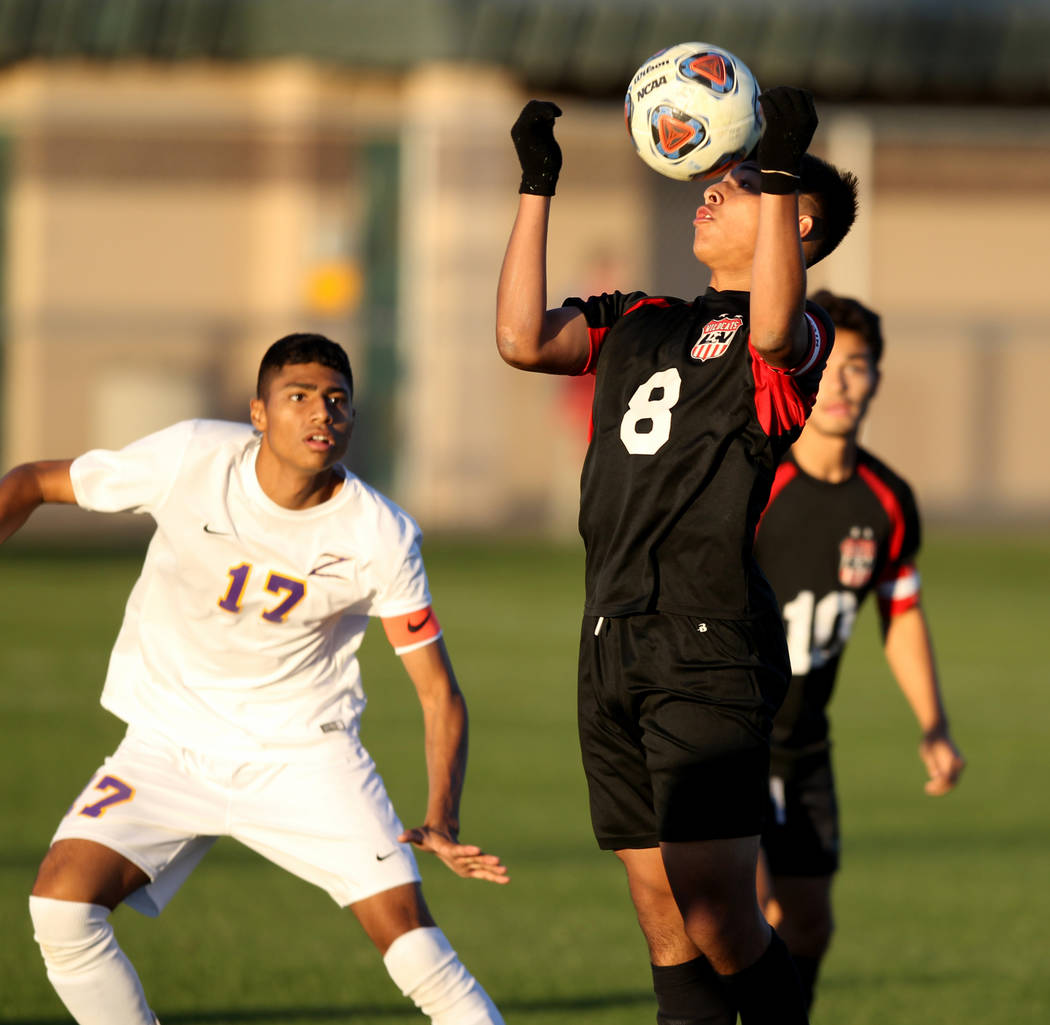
[3,990,654,1024]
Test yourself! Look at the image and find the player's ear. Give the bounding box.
[798,212,823,267]
[798,212,817,244]
[249,397,266,432]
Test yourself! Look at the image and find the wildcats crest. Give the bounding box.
[839,526,877,588]
[691,314,743,362]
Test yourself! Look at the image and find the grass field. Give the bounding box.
[1,531,1048,1024]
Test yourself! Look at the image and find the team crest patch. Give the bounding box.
[839,526,877,587]
[691,315,743,362]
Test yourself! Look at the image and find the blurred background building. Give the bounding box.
[0,0,1047,537]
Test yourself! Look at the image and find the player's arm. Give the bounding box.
[749,87,819,370]
[0,460,76,543]
[395,635,508,884]
[881,604,966,796]
[495,101,591,375]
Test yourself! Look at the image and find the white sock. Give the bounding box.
[382,926,503,1025]
[29,896,158,1025]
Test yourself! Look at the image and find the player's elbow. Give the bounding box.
[751,313,808,370]
[750,332,795,369]
[495,323,543,370]
[3,462,47,504]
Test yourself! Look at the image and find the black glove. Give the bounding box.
[511,100,563,196]
[757,87,818,194]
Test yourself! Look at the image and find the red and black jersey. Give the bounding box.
[567,287,833,619]
[754,448,922,763]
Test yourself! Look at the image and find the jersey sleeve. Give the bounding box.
[369,517,433,616]
[562,290,650,374]
[374,532,442,653]
[794,300,836,395]
[748,302,834,438]
[69,420,197,515]
[870,471,923,623]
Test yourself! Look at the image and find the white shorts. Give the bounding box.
[51,727,420,916]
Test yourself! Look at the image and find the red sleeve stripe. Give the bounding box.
[580,326,608,375]
[749,345,812,436]
[580,296,671,374]
[878,563,921,600]
[767,459,799,508]
[757,460,798,532]
[857,463,907,564]
[877,564,922,619]
[623,296,672,316]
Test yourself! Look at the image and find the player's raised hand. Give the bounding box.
[511,99,563,196]
[919,727,966,796]
[757,86,818,193]
[399,825,510,884]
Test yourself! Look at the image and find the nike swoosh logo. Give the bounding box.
[202,524,231,536]
[375,848,399,862]
[309,554,353,578]
[407,611,432,633]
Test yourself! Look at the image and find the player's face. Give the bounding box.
[807,328,879,437]
[692,162,762,271]
[250,361,354,478]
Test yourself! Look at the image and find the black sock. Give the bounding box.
[651,955,737,1025]
[790,954,821,1012]
[719,930,808,1025]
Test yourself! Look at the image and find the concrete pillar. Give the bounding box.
[817,111,875,302]
[395,63,529,529]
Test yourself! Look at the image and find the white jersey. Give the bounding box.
[70,419,433,759]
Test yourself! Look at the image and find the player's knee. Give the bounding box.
[382,926,503,1025]
[28,896,115,976]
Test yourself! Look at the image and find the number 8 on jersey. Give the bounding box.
[620,368,682,455]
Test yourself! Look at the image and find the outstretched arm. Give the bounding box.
[397,637,508,884]
[496,100,590,374]
[882,605,966,796]
[749,88,819,369]
[0,460,76,542]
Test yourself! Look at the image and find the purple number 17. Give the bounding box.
[79,775,135,818]
[218,564,306,623]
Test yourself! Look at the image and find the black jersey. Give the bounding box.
[567,288,833,619]
[754,448,922,762]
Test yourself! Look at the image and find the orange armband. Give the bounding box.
[381,605,442,654]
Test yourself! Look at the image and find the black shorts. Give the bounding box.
[578,610,790,849]
[761,750,840,877]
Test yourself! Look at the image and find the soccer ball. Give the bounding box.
[625,42,764,182]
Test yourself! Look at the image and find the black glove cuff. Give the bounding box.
[760,169,801,195]
[519,174,558,197]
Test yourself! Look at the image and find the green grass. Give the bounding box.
[1,532,1048,1024]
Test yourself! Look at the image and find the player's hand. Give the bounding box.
[511,100,563,196]
[757,86,817,194]
[399,825,510,884]
[918,727,966,796]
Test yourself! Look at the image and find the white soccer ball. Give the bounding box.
[625,42,765,182]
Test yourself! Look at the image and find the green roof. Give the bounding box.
[0,0,1046,104]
